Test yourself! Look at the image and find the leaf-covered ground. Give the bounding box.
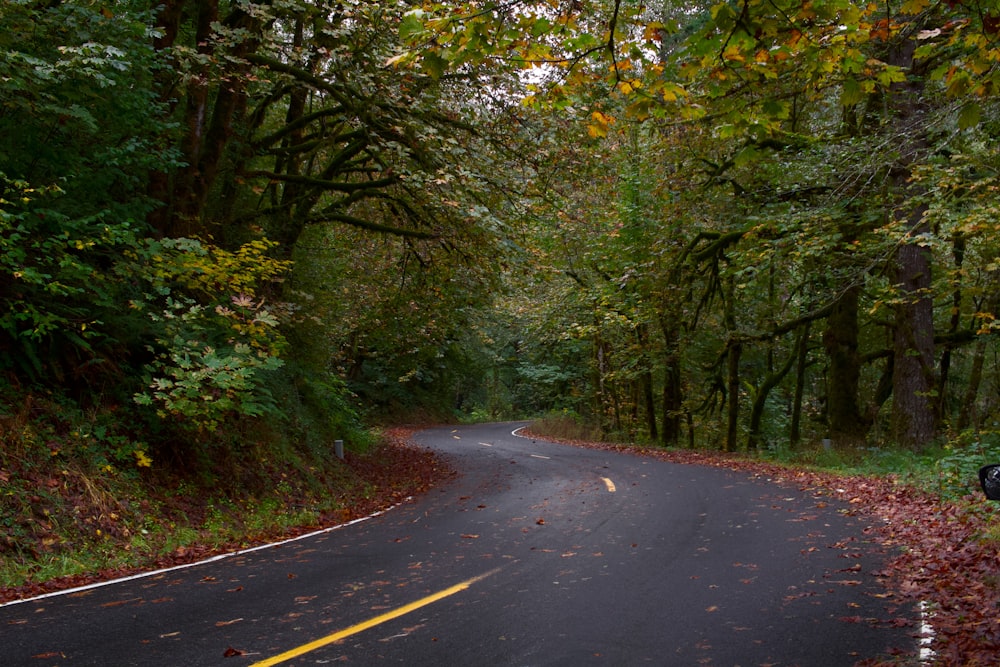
[5,428,999,665]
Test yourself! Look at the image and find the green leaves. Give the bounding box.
[958,102,982,130]
[131,238,292,432]
[398,10,427,42]
[840,78,865,106]
[136,332,285,430]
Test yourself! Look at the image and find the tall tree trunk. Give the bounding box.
[790,321,810,446]
[658,316,682,446]
[936,232,965,424]
[725,339,742,452]
[891,226,936,449]
[823,284,867,443]
[170,0,219,237]
[636,325,658,442]
[957,336,986,432]
[723,274,740,452]
[147,0,187,236]
[148,1,261,240]
[885,23,936,450]
[747,330,801,450]
[958,285,1000,431]
[593,328,608,434]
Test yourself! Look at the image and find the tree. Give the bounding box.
[398,0,1000,450]
[0,1,174,392]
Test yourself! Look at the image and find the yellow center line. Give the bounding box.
[251,568,501,667]
[601,477,616,493]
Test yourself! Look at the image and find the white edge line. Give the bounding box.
[919,600,936,663]
[1,497,413,609]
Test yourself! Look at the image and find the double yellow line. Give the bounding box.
[251,568,501,666]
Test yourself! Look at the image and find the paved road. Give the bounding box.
[1,422,913,665]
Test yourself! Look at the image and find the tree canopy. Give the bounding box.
[3,0,1000,467]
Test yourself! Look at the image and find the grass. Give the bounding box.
[0,474,348,591]
[0,389,377,592]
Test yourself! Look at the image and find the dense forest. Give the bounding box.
[3,0,1000,507]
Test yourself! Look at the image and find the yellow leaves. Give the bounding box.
[134,449,153,468]
[722,44,745,63]
[660,82,688,102]
[616,78,643,95]
[384,53,411,69]
[587,110,615,138]
[899,0,931,14]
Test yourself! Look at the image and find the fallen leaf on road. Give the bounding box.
[215,618,243,627]
[461,534,479,539]
[223,646,245,657]
[101,597,142,608]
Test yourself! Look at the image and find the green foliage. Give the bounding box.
[0,175,143,384]
[0,1,176,392]
[922,433,1000,501]
[757,428,1000,504]
[129,238,292,432]
[263,362,374,456]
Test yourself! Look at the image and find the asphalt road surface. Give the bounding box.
[1,422,914,666]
